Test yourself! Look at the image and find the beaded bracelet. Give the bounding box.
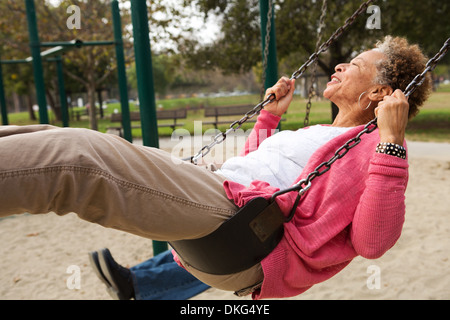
[376,142,406,159]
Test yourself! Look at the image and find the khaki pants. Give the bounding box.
[0,125,263,293]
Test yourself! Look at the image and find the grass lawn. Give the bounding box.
[4,85,450,143]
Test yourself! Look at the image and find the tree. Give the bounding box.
[181,0,261,74]
[47,0,133,130]
[127,54,180,98]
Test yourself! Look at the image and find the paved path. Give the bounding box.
[136,137,450,161]
[406,141,450,160]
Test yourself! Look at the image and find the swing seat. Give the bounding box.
[169,197,285,275]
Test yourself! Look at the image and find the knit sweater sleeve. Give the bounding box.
[350,151,409,259]
[239,109,281,156]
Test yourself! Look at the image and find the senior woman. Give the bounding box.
[0,36,431,299]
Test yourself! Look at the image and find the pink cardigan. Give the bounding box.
[223,110,408,299]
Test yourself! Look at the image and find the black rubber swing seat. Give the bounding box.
[169,197,285,275]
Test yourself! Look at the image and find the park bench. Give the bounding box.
[107,109,187,136]
[204,104,285,129]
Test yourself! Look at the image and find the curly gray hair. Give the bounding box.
[373,36,432,119]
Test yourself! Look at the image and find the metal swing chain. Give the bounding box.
[275,36,450,222]
[290,0,374,80]
[403,37,450,98]
[304,0,328,127]
[189,0,375,164]
[260,0,274,100]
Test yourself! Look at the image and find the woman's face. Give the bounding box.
[323,49,386,108]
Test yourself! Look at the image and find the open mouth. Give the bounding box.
[327,75,341,85]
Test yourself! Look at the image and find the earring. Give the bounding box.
[358,91,372,111]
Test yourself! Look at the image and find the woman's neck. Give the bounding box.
[331,105,375,128]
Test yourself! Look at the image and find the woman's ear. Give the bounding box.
[368,85,393,102]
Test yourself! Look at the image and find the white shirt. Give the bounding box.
[216,125,351,190]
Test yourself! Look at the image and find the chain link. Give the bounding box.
[304,0,328,127]
[260,0,274,100]
[404,37,450,98]
[291,0,374,81]
[189,0,374,164]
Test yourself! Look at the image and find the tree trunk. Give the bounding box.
[46,88,62,122]
[26,90,37,121]
[12,91,20,113]
[87,85,98,131]
[97,89,104,119]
